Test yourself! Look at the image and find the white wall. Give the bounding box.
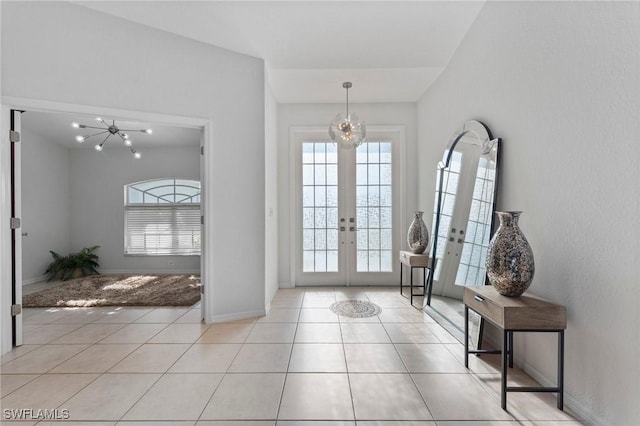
[1,1,266,351]
[69,146,201,274]
[265,80,279,308]
[278,103,417,286]
[20,125,71,284]
[417,2,639,425]
[0,4,8,353]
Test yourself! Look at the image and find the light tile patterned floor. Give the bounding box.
[0,287,585,425]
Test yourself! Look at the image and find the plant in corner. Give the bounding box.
[45,245,101,281]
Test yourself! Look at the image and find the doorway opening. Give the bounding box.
[5,103,209,350]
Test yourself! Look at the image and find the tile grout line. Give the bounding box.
[195,311,258,422]
[337,296,358,423]
[374,290,435,421]
[381,316,437,421]
[272,289,304,422]
[51,307,174,422]
[118,305,211,423]
[1,307,158,401]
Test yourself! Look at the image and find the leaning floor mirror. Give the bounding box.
[424,120,501,346]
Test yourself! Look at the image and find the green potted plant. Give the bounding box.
[45,245,101,281]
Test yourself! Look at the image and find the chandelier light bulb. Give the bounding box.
[145,129,152,134]
[72,122,80,129]
[95,144,103,151]
[125,139,132,146]
[75,135,85,143]
[134,151,142,159]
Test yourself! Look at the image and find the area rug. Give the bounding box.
[23,274,201,307]
[330,300,382,318]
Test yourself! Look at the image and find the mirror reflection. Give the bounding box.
[425,120,500,342]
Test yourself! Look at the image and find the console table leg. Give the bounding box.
[501,329,508,409]
[423,267,426,298]
[558,330,565,410]
[464,306,469,368]
[508,331,514,368]
[410,267,414,305]
[426,268,432,306]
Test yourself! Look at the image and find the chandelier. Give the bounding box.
[72,118,152,159]
[329,81,366,148]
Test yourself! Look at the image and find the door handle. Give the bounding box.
[340,226,346,231]
[349,226,356,231]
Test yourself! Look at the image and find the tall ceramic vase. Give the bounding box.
[486,211,535,297]
[407,211,429,254]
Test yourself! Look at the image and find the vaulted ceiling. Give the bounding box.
[76,1,485,103]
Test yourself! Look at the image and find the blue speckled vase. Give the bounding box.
[407,211,429,254]
[486,211,535,297]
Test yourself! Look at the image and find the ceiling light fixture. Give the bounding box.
[329,81,366,148]
[72,117,151,159]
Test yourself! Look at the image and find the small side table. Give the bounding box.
[399,251,435,305]
[463,286,567,410]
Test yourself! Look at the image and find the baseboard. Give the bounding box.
[278,282,295,289]
[519,360,600,425]
[100,269,200,275]
[208,309,265,323]
[23,275,47,286]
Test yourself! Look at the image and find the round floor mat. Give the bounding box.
[329,299,382,318]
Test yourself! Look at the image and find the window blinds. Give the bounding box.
[125,205,201,255]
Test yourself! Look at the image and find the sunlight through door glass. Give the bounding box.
[356,142,392,272]
[302,142,339,272]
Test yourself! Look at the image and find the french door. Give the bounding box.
[293,128,403,286]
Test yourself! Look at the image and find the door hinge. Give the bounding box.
[201,216,204,225]
[10,130,20,143]
[200,146,204,155]
[10,217,21,229]
[11,304,22,316]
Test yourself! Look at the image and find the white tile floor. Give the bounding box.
[0,287,585,425]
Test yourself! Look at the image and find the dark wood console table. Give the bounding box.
[463,285,567,410]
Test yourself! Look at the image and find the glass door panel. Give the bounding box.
[454,156,495,286]
[301,142,341,275]
[355,142,393,273]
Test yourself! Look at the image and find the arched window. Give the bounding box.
[124,179,201,255]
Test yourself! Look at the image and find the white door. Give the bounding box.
[10,109,23,346]
[293,128,402,286]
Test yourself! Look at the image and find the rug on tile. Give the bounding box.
[23,274,201,307]
[330,300,382,318]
